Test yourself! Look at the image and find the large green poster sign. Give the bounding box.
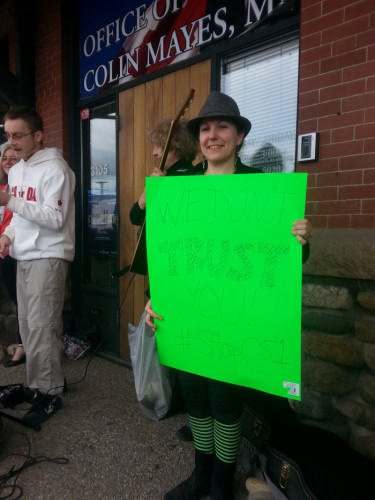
[146,173,307,400]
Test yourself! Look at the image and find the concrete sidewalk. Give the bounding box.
[0,351,251,499]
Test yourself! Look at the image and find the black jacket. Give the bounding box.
[129,158,195,226]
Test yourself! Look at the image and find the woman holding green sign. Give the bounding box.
[145,91,311,500]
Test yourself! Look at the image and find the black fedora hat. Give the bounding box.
[187,91,251,140]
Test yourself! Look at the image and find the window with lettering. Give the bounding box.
[221,38,299,173]
[83,101,117,290]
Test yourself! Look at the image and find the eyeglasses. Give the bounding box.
[3,131,36,141]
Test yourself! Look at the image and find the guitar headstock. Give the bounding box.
[159,89,196,172]
[174,89,195,123]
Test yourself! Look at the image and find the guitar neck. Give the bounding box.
[158,89,195,172]
[159,119,175,172]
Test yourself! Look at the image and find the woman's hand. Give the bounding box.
[138,168,167,210]
[291,219,312,245]
[145,299,163,331]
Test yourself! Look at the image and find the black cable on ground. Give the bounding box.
[0,432,68,499]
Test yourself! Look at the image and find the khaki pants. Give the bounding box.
[17,259,68,395]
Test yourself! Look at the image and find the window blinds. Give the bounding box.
[221,38,299,173]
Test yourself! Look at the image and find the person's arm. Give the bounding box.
[145,299,163,331]
[302,241,310,263]
[291,219,312,263]
[130,167,166,225]
[129,200,145,226]
[0,234,11,259]
[6,164,75,231]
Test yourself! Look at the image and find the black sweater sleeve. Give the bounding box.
[129,201,145,226]
[302,241,310,263]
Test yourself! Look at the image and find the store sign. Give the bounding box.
[80,0,292,99]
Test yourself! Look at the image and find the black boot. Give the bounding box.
[210,456,237,500]
[164,449,213,500]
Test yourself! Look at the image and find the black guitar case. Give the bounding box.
[242,389,374,500]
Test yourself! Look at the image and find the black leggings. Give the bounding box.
[178,370,243,423]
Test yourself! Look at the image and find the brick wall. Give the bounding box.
[297,1,375,461]
[297,0,375,230]
[34,0,70,160]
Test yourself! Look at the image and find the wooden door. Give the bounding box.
[118,59,211,360]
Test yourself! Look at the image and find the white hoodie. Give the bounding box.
[4,147,75,261]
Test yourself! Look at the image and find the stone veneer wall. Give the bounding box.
[293,228,375,460]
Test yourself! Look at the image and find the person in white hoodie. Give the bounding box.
[0,106,75,426]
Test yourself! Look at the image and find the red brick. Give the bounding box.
[299,61,320,79]
[300,3,323,28]
[339,185,375,200]
[315,200,361,215]
[365,107,375,122]
[317,170,362,187]
[319,110,364,131]
[300,32,321,51]
[306,186,338,202]
[322,17,370,44]
[357,28,375,49]
[302,158,339,175]
[332,126,354,143]
[299,100,341,121]
[298,119,319,135]
[299,70,342,94]
[320,80,366,103]
[305,202,315,216]
[345,1,374,21]
[365,138,375,153]
[307,215,328,229]
[320,140,363,158]
[315,130,330,146]
[340,153,375,170]
[364,169,375,183]
[299,90,320,107]
[356,123,375,139]
[321,49,367,74]
[369,45,375,61]
[366,76,375,92]
[307,175,316,190]
[322,0,356,15]
[363,199,375,213]
[350,215,375,228]
[332,36,356,56]
[342,61,375,82]
[302,11,343,38]
[328,215,350,228]
[342,92,375,112]
[300,44,331,66]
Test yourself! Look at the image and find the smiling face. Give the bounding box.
[199,118,244,173]
[1,147,17,176]
[4,118,43,161]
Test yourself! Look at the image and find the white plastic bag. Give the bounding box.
[128,311,172,421]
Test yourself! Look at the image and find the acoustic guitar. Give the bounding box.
[113,89,195,278]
